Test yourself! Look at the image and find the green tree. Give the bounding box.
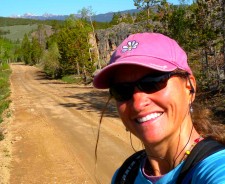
[124,13,135,24]
[110,12,134,25]
[50,20,61,33]
[110,12,122,25]
[134,0,162,19]
[0,38,14,63]
[21,34,31,65]
[31,37,43,65]
[36,24,47,48]
[135,9,149,22]
[156,0,173,33]
[56,17,93,78]
[167,5,190,49]
[195,0,224,91]
[79,7,101,70]
[42,42,61,78]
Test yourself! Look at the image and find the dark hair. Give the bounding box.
[174,69,225,144]
[192,103,225,144]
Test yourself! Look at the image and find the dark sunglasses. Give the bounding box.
[109,72,187,102]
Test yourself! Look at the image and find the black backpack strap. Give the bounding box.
[176,137,225,184]
[114,149,146,184]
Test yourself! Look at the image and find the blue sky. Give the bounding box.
[1,0,182,17]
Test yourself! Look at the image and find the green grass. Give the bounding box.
[0,24,38,41]
[61,75,82,84]
[0,62,11,125]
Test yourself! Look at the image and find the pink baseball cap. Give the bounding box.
[93,33,192,89]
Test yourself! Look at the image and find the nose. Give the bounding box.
[131,88,151,112]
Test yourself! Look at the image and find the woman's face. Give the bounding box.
[113,65,195,145]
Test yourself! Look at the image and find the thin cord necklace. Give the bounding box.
[145,125,194,171]
[172,124,194,168]
[180,136,204,162]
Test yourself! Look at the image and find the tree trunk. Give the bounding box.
[204,49,209,76]
[82,66,87,82]
[147,2,150,22]
[76,61,80,75]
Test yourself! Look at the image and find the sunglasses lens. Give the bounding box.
[110,83,134,102]
[138,74,169,93]
[110,72,172,102]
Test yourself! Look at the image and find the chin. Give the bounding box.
[140,133,164,145]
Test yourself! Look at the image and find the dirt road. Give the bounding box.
[3,63,142,184]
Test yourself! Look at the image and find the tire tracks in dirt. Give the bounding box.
[6,63,143,184]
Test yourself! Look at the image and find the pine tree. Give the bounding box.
[56,16,93,78]
[134,0,162,20]
[21,34,31,65]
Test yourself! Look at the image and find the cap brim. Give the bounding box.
[93,56,177,89]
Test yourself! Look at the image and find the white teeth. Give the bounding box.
[137,113,162,124]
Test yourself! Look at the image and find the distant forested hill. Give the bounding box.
[0,8,140,26]
[0,17,62,27]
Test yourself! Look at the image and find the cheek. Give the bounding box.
[153,81,186,112]
[152,89,172,109]
[116,102,127,118]
[116,102,132,128]
[161,82,190,119]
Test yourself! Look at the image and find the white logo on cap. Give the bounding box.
[122,40,139,53]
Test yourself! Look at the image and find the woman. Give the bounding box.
[93,33,225,183]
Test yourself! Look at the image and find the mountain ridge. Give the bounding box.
[8,9,140,22]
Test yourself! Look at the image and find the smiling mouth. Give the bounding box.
[136,112,163,124]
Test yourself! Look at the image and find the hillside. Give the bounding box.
[0,24,38,41]
[0,17,59,27]
[0,8,141,42]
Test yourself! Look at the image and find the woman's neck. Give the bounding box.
[144,127,201,176]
